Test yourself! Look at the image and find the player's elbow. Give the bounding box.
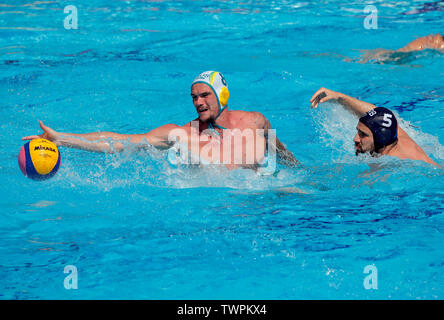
[253,112,270,130]
[145,123,181,149]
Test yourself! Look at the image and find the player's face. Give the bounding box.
[191,83,219,122]
[353,122,375,155]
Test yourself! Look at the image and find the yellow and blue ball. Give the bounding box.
[18,138,61,180]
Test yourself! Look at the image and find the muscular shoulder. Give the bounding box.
[230,110,270,129]
[397,127,436,164]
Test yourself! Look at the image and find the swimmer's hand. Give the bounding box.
[310,88,342,109]
[22,121,61,145]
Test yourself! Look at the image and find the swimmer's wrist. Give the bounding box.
[57,134,73,147]
[57,133,86,148]
[57,133,114,152]
[336,93,348,104]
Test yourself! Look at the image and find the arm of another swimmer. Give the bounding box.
[310,87,375,116]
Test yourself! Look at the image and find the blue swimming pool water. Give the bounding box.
[1,0,443,299]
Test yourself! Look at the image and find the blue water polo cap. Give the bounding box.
[359,107,398,152]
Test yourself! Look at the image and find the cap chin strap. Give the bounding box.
[207,105,227,134]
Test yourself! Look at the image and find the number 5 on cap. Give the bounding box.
[382,113,392,127]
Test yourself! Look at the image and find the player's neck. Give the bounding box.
[380,141,399,156]
[213,108,230,126]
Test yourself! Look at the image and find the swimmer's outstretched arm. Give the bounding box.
[310,88,375,117]
[22,121,179,153]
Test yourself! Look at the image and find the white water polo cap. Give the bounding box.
[191,71,230,108]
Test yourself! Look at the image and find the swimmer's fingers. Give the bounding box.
[311,98,319,109]
[310,88,330,109]
[310,88,326,104]
[318,94,330,104]
[21,135,42,141]
[310,88,339,109]
[22,121,59,142]
[39,120,52,133]
[22,122,44,140]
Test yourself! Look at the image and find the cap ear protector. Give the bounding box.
[191,71,230,109]
[219,86,229,107]
[359,107,398,153]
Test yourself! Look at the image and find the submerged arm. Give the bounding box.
[275,137,300,167]
[257,113,300,167]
